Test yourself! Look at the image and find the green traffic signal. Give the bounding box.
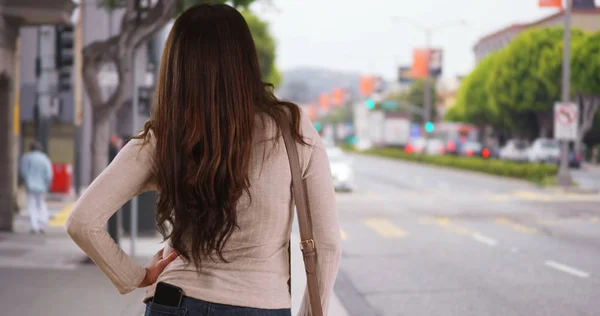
[314,122,322,132]
[425,121,434,133]
[365,99,376,109]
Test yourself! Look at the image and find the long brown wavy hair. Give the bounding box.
[137,4,305,268]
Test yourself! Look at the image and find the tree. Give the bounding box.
[86,0,256,180]
[241,9,281,86]
[487,27,585,138]
[572,31,600,154]
[453,53,500,127]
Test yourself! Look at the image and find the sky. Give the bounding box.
[251,0,574,80]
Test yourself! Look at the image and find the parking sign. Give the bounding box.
[554,102,578,140]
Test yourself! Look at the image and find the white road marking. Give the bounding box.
[472,233,498,246]
[544,260,590,278]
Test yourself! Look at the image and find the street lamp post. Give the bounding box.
[391,17,466,128]
[557,0,573,187]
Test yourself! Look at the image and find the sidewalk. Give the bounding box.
[0,201,348,316]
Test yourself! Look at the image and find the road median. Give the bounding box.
[345,146,558,185]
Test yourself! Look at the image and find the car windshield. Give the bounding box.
[412,138,427,147]
[464,142,482,151]
[513,140,529,149]
[541,140,559,149]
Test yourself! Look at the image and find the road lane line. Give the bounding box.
[49,203,74,227]
[472,233,498,246]
[514,190,554,202]
[544,260,590,278]
[364,218,409,238]
[483,193,512,202]
[340,228,348,241]
[495,217,538,234]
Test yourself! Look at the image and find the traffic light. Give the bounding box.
[365,99,376,110]
[313,122,322,132]
[55,25,74,92]
[424,121,434,133]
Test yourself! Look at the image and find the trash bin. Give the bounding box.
[50,163,73,194]
[121,191,158,237]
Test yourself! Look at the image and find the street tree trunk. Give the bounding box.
[0,16,19,232]
[575,93,600,157]
[536,111,553,138]
[82,0,178,180]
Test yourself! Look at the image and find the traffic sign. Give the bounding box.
[554,102,578,140]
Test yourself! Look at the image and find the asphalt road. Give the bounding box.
[334,153,600,316]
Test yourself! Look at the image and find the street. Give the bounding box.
[334,153,600,316]
[2,154,600,316]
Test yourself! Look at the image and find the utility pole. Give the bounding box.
[130,47,139,258]
[557,0,573,187]
[423,29,432,126]
[35,26,54,153]
[74,1,84,197]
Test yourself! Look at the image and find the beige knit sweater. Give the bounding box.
[66,112,342,314]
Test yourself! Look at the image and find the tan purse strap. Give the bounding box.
[281,115,324,316]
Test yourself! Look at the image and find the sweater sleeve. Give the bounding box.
[66,137,155,294]
[296,116,343,316]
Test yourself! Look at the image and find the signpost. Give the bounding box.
[554,102,579,140]
[557,0,574,187]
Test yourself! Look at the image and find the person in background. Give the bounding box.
[19,140,53,234]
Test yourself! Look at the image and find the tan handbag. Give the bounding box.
[281,116,324,316]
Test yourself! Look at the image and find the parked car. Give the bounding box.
[565,143,586,169]
[406,138,428,154]
[499,139,529,162]
[460,141,483,157]
[425,138,446,156]
[445,137,463,155]
[326,146,353,191]
[527,138,560,163]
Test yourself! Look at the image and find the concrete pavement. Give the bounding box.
[0,198,349,316]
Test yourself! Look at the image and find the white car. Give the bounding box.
[326,147,353,191]
[527,138,560,163]
[499,140,529,162]
[425,139,446,156]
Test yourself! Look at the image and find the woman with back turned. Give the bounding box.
[66,3,341,316]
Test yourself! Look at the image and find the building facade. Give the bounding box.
[474,8,600,64]
[0,0,75,231]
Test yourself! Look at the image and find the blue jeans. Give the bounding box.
[144,296,292,316]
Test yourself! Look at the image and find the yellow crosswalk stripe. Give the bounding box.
[49,203,74,227]
[424,216,478,236]
[364,218,408,238]
[514,191,554,202]
[495,217,538,234]
[340,228,348,240]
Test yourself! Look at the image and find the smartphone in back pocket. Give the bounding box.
[153,282,183,307]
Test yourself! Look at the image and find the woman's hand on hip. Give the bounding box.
[138,249,179,288]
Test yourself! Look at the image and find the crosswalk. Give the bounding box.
[339,215,599,241]
[338,189,600,204]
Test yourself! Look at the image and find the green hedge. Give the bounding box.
[348,147,559,184]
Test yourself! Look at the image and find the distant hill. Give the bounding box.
[276,67,363,104]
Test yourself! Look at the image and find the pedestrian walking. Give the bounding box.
[67,3,341,316]
[19,140,53,234]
